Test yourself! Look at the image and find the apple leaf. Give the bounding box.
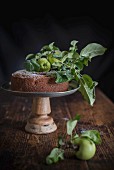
[80,130,102,144]
[31,59,40,72]
[67,114,80,136]
[78,74,98,106]
[25,54,35,60]
[67,119,77,136]
[46,148,64,165]
[58,136,65,147]
[80,43,107,59]
[24,60,34,71]
[69,40,78,52]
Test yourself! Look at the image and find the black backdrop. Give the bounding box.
[0,4,114,102]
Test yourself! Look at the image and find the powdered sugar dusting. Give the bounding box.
[12,70,45,78]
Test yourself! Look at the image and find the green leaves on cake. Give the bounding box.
[24,40,107,106]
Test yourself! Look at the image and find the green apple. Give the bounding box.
[74,137,96,160]
[38,58,51,72]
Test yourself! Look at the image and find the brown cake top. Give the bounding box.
[12,70,46,78]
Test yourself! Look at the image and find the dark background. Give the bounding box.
[0,3,114,102]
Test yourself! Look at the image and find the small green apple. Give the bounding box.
[74,137,96,160]
[38,58,51,72]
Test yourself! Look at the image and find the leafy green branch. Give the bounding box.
[46,114,102,165]
[24,40,107,106]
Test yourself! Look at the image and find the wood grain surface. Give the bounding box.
[0,88,114,170]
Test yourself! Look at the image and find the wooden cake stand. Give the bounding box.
[1,82,79,134]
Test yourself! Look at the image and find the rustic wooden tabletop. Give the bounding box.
[0,88,114,170]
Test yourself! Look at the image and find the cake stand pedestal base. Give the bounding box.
[25,97,57,134]
[1,82,79,134]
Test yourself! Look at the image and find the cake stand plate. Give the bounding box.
[1,82,79,134]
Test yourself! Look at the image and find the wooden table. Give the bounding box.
[0,88,114,170]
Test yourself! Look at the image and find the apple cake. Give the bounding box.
[11,70,69,92]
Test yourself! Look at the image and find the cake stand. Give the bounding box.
[1,82,79,134]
